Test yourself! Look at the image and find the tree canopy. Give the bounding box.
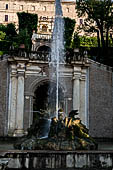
[76,0,113,48]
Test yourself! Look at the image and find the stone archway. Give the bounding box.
[37,45,51,52]
[33,80,64,123]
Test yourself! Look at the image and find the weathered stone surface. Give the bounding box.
[89,61,113,138]
[0,150,113,169]
[0,60,8,136]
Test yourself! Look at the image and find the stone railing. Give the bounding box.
[32,33,52,42]
[36,34,52,40]
[0,150,113,170]
[8,50,51,62]
[66,50,88,64]
[1,49,88,64]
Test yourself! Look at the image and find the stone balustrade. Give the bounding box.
[0,150,113,169]
[5,49,88,63]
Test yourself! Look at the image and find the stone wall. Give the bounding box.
[0,59,9,136]
[89,60,113,138]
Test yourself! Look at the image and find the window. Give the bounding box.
[6,4,8,10]
[5,15,8,22]
[43,6,46,11]
[42,25,47,32]
[32,6,35,11]
[66,8,69,13]
[43,17,47,20]
[49,29,51,32]
[20,5,23,10]
[13,4,16,10]
[79,19,83,25]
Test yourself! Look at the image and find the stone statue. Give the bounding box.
[14,109,97,150]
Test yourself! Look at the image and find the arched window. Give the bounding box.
[43,6,46,11]
[66,8,69,13]
[37,45,51,52]
[6,4,8,10]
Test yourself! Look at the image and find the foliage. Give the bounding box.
[0,31,6,41]
[0,40,12,51]
[79,36,98,47]
[76,0,113,48]
[71,33,98,48]
[17,12,38,37]
[64,17,76,49]
[0,51,3,56]
[0,24,7,33]
[6,23,17,41]
[71,33,80,48]
[17,12,38,50]
[0,23,17,39]
[0,23,17,50]
[0,13,38,51]
[17,29,31,50]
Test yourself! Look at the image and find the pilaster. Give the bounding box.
[72,67,81,111]
[14,63,25,136]
[8,64,17,135]
[80,69,87,126]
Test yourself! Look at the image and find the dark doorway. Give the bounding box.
[33,81,64,122]
[37,45,51,52]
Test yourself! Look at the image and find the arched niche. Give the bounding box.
[37,45,51,52]
[29,78,66,123]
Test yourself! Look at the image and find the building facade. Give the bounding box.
[0,0,81,34]
[0,51,113,138]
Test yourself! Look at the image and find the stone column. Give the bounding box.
[73,67,81,111]
[8,66,17,135]
[14,63,25,136]
[80,69,87,125]
[24,94,33,129]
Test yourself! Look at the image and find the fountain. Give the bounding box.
[15,109,97,150]
[14,0,97,151]
[49,0,65,119]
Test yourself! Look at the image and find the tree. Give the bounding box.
[64,17,76,49]
[0,24,7,33]
[17,12,38,37]
[0,31,6,41]
[0,24,16,51]
[71,33,80,48]
[17,12,38,50]
[76,0,113,48]
[17,29,31,50]
[6,23,17,40]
